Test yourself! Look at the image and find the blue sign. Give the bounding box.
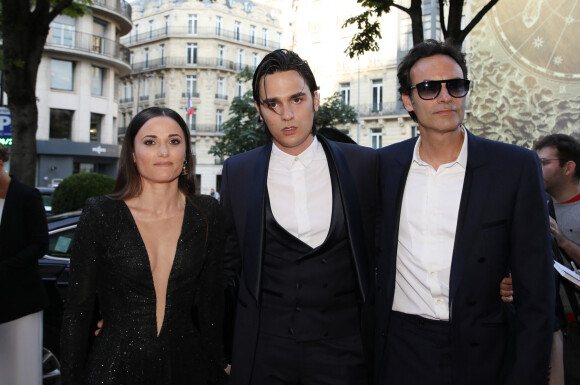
[0,107,11,139]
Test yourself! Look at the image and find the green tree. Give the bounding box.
[344,0,500,57]
[316,92,358,128]
[209,67,267,158]
[51,172,115,214]
[0,0,91,186]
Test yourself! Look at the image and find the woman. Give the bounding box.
[0,144,49,385]
[61,107,227,384]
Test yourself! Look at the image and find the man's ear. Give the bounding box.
[565,160,577,176]
[313,91,320,112]
[402,93,414,112]
[254,102,263,121]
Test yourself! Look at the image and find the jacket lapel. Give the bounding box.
[242,143,272,303]
[449,131,489,302]
[319,136,370,302]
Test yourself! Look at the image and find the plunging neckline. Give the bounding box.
[121,199,187,337]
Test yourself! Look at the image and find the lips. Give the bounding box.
[282,126,297,134]
[154,162,173,167]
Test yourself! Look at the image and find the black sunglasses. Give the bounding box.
[409,79,471,100]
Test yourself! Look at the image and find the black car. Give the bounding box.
[40,210,81,385]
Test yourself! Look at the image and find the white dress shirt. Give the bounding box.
[267,137,332,249]
[392,128,468,320]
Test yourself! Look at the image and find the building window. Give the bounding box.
[234,21,241,40]
[134,23,139,41]
[187,43,198,65]
[399,17,412,53]
[148,20,154,39]
[130,51,134,69]
[50,109,74,139]
[339,83,351,105]
[237,49,244,70]
[217,77,226,99]
[92,18,107,54]
[372,79,383,112]
[218,45,225,67]
[91,66,104,96]
[160,44,165,65]
[250,25,256,44]
[371,128,382,149]
[277,32,282,49]
[188,113,196,131]
[51,59,74,91]
[215,16,223,36]
[144,47,149,68]
[236,81,244,97]
[159,76,165,96]
[186,75,197,96]
[411,125,419,137]
[216,109,224,131]
[90,113,102,142]
[252,53,259,70]
[74,162,95,174]
[52,15,75,48]
[165,15,169,34]
[188,14,198,35]
[262,28,268,47]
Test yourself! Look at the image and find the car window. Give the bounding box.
[48,227,76,258]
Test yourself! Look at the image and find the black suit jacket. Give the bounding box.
[0,177,49,323]
[374,130,555,385]
[221,136,377,385]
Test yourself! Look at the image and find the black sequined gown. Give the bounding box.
[61,196,226,385]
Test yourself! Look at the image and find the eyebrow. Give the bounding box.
[261,91,306,105]
[141,133,183,139]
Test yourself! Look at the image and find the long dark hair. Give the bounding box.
[108,107,196,200]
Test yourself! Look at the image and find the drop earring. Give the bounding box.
[181,160,188,176]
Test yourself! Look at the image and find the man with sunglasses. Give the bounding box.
[374,39,554,385]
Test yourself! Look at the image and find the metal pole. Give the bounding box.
[357,58,360,144]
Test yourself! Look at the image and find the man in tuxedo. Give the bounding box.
[221,49,376,385]
[374,40,554,385]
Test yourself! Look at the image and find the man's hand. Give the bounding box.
[95,319,103,336]
[225,364,231,375]
[549,216,563,243]
[500,273,513,303]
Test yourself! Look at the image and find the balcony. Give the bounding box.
[91,0,132,35]
[191,124,225,134]
[122,26,281,51]
[131,56,242,73]
[182,92,200,98]
[215,94,228,100]
[358,102,398,117]
[45,30,131,74]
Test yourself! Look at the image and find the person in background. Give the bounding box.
[210,187,220,202]
[374,40,554,385]
[501,133,580,385]
[221,49,377,385]
[61,107,227,385]
[0,144,49,385]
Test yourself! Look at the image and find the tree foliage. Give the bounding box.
[0,0,91,186]
[344,0,500,57]
[316,92,358,128]
[51,172,115,214]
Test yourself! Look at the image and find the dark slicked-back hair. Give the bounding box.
[109,107,196,200]
[252,49,319,138]
[534,134,580,180]
[398,39,468,122]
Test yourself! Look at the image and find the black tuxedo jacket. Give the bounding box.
[221,135,377,385]
[0,177,49,324]
[374,130,555,385]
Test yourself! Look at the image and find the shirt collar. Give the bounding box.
[271,136,323,169]
[412,126,468,168]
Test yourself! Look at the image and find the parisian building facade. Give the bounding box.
[35,0,132,187]
[119,0,283,194]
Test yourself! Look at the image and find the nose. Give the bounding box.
[437,83,453,103]
[158,143,169,156]
[281,104,294,121]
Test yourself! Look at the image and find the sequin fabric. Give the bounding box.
[60,195,227,385]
